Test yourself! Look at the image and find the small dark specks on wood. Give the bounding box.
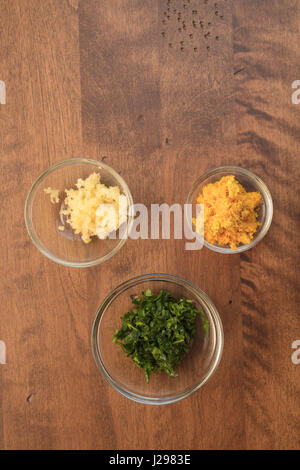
[101,155,108,161]
[229,300,233,305]
[161,0,225,54]
[165,138,172,146]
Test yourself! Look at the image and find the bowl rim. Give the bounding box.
[24,157,134,268]
[91,273,224,405]
[186,165,274,254]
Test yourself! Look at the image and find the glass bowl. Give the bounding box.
[186,166,273,254]
[92,274,224,405]
[25,158,134,267]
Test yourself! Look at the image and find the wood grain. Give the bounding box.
[0,0,299,450]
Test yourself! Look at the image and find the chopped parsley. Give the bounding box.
[113,288,209,383]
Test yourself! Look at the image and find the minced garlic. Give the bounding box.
[58,225,65,231]
[194,175,262,250]
[60,172,127,244]
[44,187,60,204]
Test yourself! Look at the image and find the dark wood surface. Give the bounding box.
[0,0,299,450]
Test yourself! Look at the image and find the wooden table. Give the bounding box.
[0,0,299,450]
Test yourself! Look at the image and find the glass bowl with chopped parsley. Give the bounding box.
[92,274,224,405]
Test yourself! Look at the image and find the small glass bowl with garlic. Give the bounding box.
[25,158,134,268]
